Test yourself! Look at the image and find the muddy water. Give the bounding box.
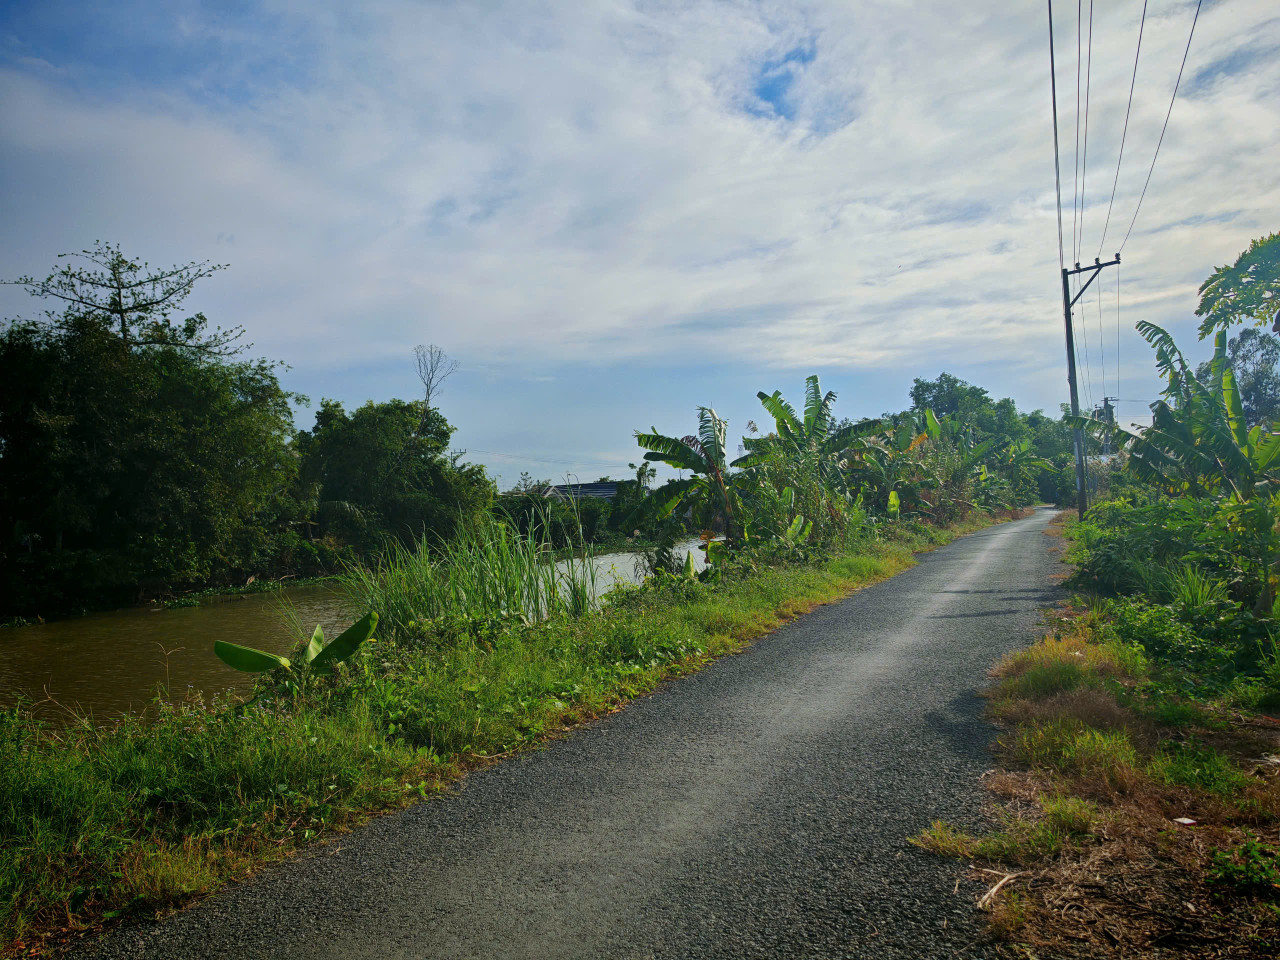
[0,584,356,720]
[0,544,706,720]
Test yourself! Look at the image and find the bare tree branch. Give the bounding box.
[414,343,459,413]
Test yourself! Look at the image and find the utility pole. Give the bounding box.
[1061,254,1120,521]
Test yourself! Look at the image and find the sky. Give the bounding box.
[1,0,1277,489]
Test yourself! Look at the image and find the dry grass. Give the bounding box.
[913,605,1280,957]
[990,686,1141,735]
[991,626,1144,689]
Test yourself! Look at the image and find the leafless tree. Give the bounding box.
[380,345,459,489]
[414,344,458,412]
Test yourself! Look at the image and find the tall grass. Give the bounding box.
[341,513,599,642]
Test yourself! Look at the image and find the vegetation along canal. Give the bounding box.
[0,545,705,719]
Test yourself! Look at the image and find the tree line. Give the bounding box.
[0,244,499,617]
[7,237,1276,619]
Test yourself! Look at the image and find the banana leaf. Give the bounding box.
[214,640,292,673]
[310,611,379,675]
[304,624,324,664]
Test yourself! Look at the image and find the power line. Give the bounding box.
[1118,0,1204,254]
[1115,260,1121,400]
[1048,0,1067,275]
[1096,0,1149,259]
[1071,0,1083,264]
[1079,0,1094,262]
[1096,269,1107,395]
[1079,308,1094,410]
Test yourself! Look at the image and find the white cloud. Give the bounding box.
[0,0,1277,480]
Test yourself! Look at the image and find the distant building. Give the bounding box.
[544,481,620,501]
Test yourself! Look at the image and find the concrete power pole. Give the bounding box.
[1061,254,1120,521]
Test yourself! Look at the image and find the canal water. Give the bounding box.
[0,544,705,720]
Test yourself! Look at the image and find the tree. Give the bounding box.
[909,373,990,419]
[1195,328,1280,428]
[294,398,493,548]
[1077,322,1280,501]
[733,375,881,540]
[3,241,242,355]
[0,246,299,614]
[413,344,458,411]
[1196,231,1280,338]
[635,407,740,543]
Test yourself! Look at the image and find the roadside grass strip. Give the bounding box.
[913,605,1280,956]
[0,516,1008,958]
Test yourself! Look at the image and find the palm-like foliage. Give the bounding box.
[735,376,881,480]
[843,413,934,516]
[1074,322,1280,499]
[732,375,881,539]
[634,406,742,543]
[1196,231,1280,338]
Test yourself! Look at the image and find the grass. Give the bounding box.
[911,519,1280,956]
[914,795,1099,865]
[338,514,601,641]
[1147,741,1254,798]
[1,512,1004,957]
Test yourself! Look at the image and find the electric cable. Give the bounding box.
[1115,260,1121,400]
[1097,269,1107,402]
[1048,0,1067,275]
[1071,0,1083,264]
[1079,0,1094,263]
[1118,0,1203,254]
[1096,0,1149,259]
[1079,305,1094,411]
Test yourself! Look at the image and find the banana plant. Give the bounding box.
[635,406,743,545]
[214,611,379,676]
[1073,323,1280,499]
[844,412,934,516]
[733,375,881,540]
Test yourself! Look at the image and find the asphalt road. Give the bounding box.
[78,508,1062,960]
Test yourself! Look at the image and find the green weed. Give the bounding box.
[912,796,1097,865]
[1148,741,1252,798]
[1005,719,1142,792]
[1209,835,1280,896]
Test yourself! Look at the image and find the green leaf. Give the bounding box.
[304,624,324,664]
[635,429,707,474]
[682,551,696,580]
[310,612,378,675]
[887,490,900,520]
[706,539,730,565]
[785,514,806,542]
[214,640,292,673]
[756,390,803,439]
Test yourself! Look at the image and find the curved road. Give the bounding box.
[79,508,1061,960]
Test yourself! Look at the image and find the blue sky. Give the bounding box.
[2,0,1278,489]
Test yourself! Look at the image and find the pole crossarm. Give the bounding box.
[1067,255,1120,308]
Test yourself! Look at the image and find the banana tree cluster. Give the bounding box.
[633,373,1049,559]
[732,375,881,542]
[634,406,742,544]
